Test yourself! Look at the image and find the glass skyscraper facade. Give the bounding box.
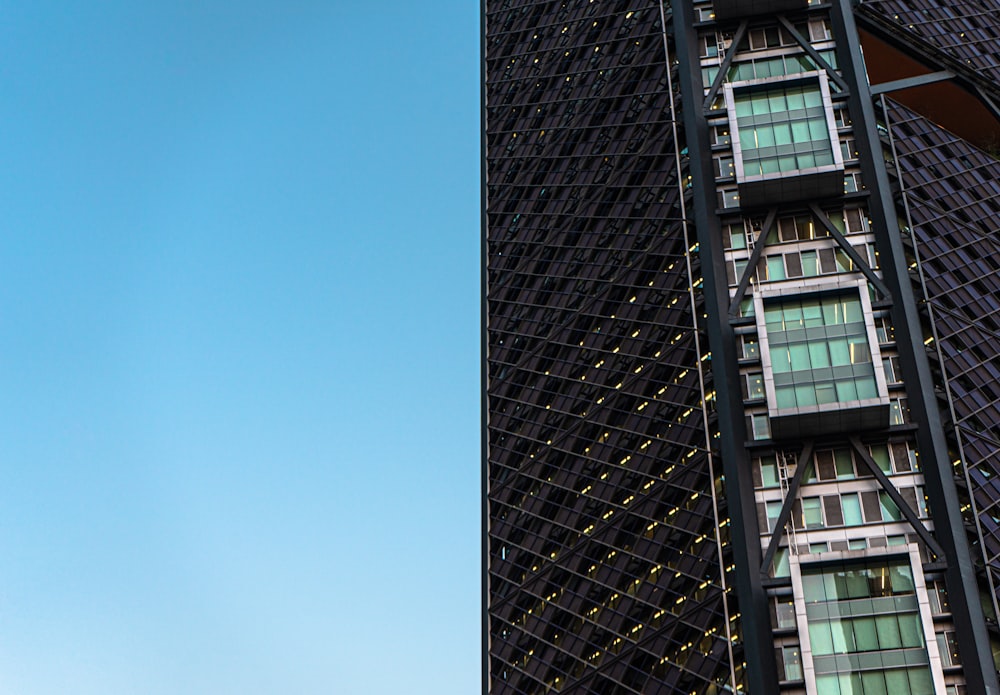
[482,1,1000,692]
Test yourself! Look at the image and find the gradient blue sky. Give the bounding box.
[0,2,479,693]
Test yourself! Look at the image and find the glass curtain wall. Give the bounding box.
[802,560,934,694]
[764,293,877,409]
[734,80,835,177]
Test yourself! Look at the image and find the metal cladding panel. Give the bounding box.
[484,1,736,693]
[887,98,1000,594]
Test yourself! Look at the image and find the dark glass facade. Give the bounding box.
[483,1,1000,693]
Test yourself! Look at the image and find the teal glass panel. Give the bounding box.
[801,251,818,276]
[776,385,797,409]
[803,497,823,528]
[760,456,779,487]
[856,377,878,399]
[860,671,888,695]
[735,93,753,116]
[829,338,850,366]
[802,572,827,601]
[883,669,910,691]
[774,122,793,146]
[880,493,902,521]
[803,300,824,326]
[829,618,855,652]
[767,256,786,280]
[815,674,841,694]
[816,382,837,404]
[774,546,789,577]
[795,384,816,406]
[788,343,810,370]
[810,622,835,655]
[841,494,862,525]
[764,305,784,329]
[835,450,854,478]
[875,615,902,649]
[870,445,891,473]
[852,616,879,651]
[899,613,925,647]
[730,227,746,249]
[906,668,934,694]
[835,378,858,402]
[889,564,915,592]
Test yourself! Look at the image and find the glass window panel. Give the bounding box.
[852,616,879,651]
[848,336,871,364]
[756,125,775,147]
[788,343,811,370]
[816,675,841,695]
[876,615,902,648]
[774,546,789,576]
[835,378,859,402]
[775,598,796,628]
[773,122,793,146]
[889,564,914,593]
[795,384,816,406]
[829,618,855,652]
[899,612,925,647]
[782,304,803,327]
[767,256,786,280]
[772,347,792,373]
[883,670,910,691]
[802,573,827,602]
[803,497,823,528]
[776,385,797,408]
[760,456,779,487]
[856,377,878,399]
[841,493,863,525]
[870,445,891,473]
[801,250,818,276]
[816,382,837,404]
[752,92,770,115]
[844,296,863,322]
[802,300,824,326]
[809,622,835,655]
[879,492,902,521]
[804,87,823,107]
[782,646,803,680]
[808,341,831,367]
[829,338,851,366]
[906,668,934,695]
[860,671,888,695]
[835,450,854,478]
[753,413,771,439]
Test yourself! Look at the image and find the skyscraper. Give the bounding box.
[482,1,1000,693]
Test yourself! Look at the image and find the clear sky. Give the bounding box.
[0,2,479,693]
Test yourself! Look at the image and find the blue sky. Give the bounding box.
[0,2,479,693]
